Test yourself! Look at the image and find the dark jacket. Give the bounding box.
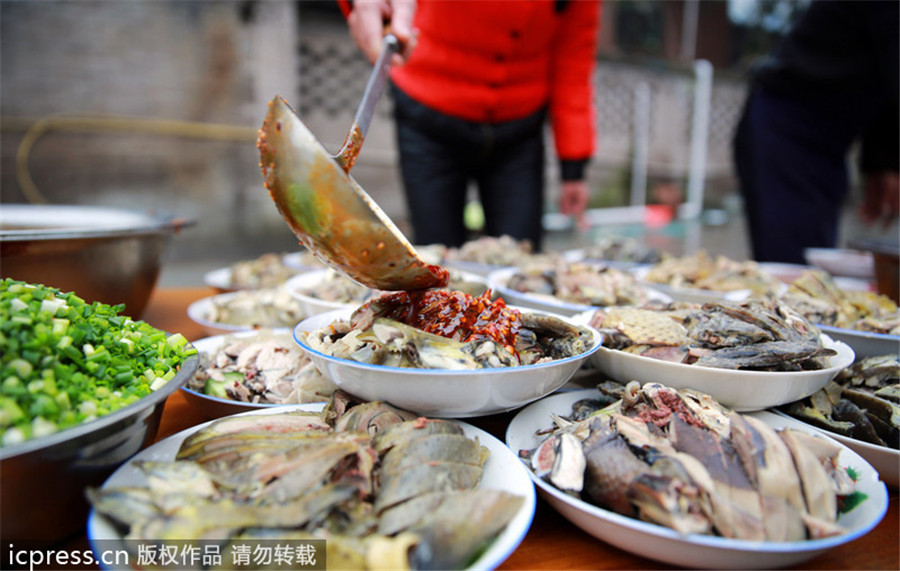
[751,0,899,172]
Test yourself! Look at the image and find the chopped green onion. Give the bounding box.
[0,278,197,447]
[40,298,66,316]
[838,490,868,514]
[8,358,32,378]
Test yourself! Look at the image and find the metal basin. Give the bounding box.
[0,204,192,317]
[0,353,199,545]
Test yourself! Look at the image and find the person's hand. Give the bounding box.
[859,170,900,228]
[347,0,416,66]
[559,180,590,231]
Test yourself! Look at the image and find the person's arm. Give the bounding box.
[548,0,601,228]
[339,0,416,66]
[860,172,900,228]
[858,102,899,228]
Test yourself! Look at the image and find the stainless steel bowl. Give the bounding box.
[0,204,192,317]
[0,352,199,545]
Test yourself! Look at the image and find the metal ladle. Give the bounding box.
[257,35,448,291]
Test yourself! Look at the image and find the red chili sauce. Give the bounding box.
[353,290,522,355]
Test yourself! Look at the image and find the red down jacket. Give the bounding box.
[338,0,602,163]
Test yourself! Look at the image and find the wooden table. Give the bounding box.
[110,288,900,569]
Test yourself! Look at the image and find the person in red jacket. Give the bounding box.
[338,0,601,250]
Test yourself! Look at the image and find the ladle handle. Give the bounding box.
[333,34,400,172]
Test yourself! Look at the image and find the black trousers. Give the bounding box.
[733,86,881,264]
[392,84,547,250]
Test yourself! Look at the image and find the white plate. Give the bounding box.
[445,270,491,297]
[181,328,319,419]
[563,247,657,270]
[488,267,671,317]
[284,269,372,317]
[202,266,234,291]
[412,243,448,266]
[88,405,536,571]
[771,410,899,489]
[631,266,753,304]
[758,262,873,291]
[293,307,603,418]
[758,262,816,285]
[587,334,855,411]
[759,263,872,290]
[186,293,255,336]
[445,260,513,278]
[203,254,313,292]
[180,385,274,419]
[816,325,900,359]
[805,248,875,280]
[505,388,889,570]
[186,290,306,336]
[281,251,323,270]
[832,276,877,292]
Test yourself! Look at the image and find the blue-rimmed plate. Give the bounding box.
[815,325,899,359]
[293,307,602,418]
[180,328,334,420]
[88,405,536,571]
[585,333,854,412]
[506,388,888,570]
[772,409,899,489]
[488,266,671,317]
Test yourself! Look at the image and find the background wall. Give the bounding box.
[1,1,887,285]
[1,1,302,262]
